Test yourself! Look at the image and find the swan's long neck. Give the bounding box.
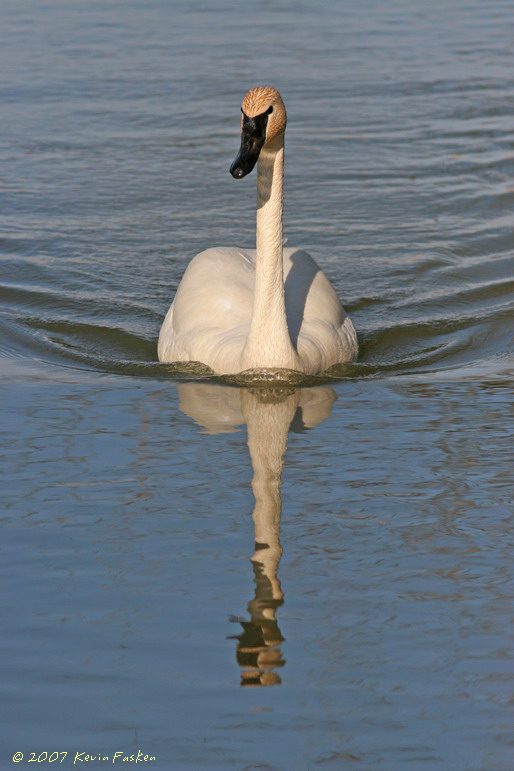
[240,136,302,372]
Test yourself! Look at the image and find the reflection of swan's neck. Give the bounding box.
[241,137,302,372]
[242,389,299,601]
[175,382,338,688]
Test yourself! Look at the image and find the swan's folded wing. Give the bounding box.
[158,247,255,368]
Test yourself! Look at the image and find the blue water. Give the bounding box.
[1,1,513,769]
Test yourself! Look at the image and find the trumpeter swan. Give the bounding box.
[158,86,358,376]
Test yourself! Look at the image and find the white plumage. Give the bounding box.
[158,245,357,375]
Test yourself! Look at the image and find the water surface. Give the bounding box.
[1,1,513,769]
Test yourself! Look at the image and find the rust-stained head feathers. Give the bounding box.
[241,86,287,143]
[230,87,287,178]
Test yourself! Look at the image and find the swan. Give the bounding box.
[158,86,358,376]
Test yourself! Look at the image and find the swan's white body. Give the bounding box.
[158,245,357,375]
[158,87,358,375]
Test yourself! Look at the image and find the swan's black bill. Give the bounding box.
[230,133,264,178]
[230,109,271,179]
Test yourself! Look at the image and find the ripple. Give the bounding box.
[1,280,511,384]
[1,0,513,386]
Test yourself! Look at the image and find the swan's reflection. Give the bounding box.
[177,382,336,686]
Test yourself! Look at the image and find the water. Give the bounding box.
[1,0,513,768]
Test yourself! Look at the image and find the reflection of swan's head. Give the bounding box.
[230,86,287,179]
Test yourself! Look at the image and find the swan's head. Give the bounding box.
[230,86,287,179]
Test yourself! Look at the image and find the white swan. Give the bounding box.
[158,86,358,376]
